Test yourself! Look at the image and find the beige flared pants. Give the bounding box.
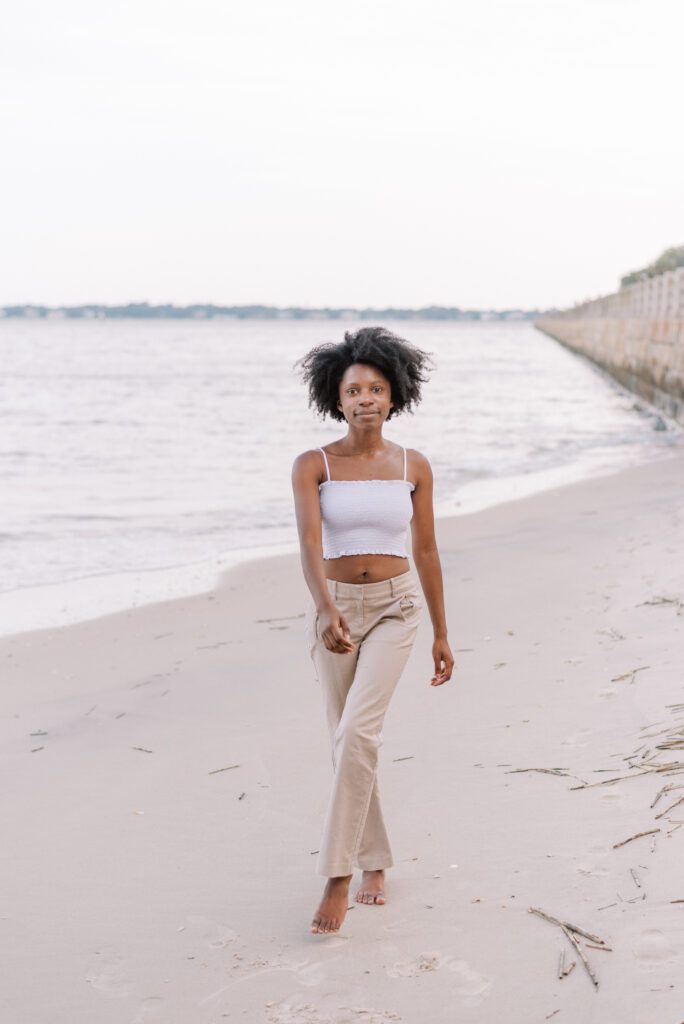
[305,570,422,877]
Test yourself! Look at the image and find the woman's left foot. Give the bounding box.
[354,869,386,904]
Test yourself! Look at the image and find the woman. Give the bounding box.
[291,326,454,935]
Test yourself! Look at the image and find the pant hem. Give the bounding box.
[356,857,394,871]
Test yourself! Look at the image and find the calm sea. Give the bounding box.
[0,318,680,632]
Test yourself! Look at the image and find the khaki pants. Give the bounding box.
[305,570,422,877]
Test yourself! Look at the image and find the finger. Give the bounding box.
[330,626,354,653]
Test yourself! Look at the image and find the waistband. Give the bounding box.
[325,569,417,600]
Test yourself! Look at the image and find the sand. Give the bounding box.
[2,454,684,1024]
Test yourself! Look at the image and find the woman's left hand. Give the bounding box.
[431,637,454,686]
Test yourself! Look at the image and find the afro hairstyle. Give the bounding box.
[295,325,433,421]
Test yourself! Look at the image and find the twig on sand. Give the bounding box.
[208,764,240,775]
[132,746,153,753]
[630,868,641,889]
[586,943,613,952]
[506,767,569,776]
[529,907,606,944]
[570,770,652,789]
[559,924,600,989]
[650,784,674,808]
[655,795,684,820]
[611,667,649,683]
[612,828,661,849]
[392,755,414,762]
[571,761,684,789]
[637,596,681,611]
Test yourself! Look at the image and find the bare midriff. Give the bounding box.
[324,553,410,584]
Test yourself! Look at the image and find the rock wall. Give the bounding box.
[535,268,684,425]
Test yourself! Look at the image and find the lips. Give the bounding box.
[355,411,378,417]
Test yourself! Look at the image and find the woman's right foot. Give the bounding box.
[311,875,352,933]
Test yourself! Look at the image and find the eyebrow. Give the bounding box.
[344,379,385,386]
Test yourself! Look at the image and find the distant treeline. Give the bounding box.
[621,245,684,288]
[0,302,543,321]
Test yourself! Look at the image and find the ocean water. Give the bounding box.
[0,317,680,633]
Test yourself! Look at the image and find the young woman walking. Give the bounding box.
[291,326,454,935]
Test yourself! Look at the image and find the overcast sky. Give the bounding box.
[2,0,682,310]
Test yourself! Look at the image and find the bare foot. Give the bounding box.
[311,875,352,934]
[354,869,386,905]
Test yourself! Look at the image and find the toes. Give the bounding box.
[311,916,322,933]
[375,892,386,904]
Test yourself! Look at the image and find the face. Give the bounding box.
[337,363,393,425]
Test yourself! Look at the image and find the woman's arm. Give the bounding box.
[291,451,354,654]
[409,450,455,686]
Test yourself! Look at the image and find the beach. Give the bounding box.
[2,452,684,1024]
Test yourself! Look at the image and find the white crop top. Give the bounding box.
[317,446,415,560]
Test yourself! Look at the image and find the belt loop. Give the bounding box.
[334,580,338,600]
[390,576,395,597]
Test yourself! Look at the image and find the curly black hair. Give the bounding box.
[295,326,433,421]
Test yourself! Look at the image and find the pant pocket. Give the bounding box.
[398,590,422,622]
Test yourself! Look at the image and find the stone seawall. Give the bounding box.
[535,316,684,425]
[534,253,684,432]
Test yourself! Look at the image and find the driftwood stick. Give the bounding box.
[558,949,565,979]
[611,667,649,682]
[570,770,652,790]
[612,828,661,849]
[650,785,673,809]
[528,907,605,944]
[655,794,684,819]
[559,924,599,989]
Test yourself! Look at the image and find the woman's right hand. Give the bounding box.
[318,605,355,654]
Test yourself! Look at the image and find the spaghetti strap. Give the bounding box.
[317,447,331,481]
[402,446,407,481]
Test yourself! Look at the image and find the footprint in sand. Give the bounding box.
[84,949,131,997]
[632,929,678,966]
[265,1002,332,1024]
[338,1010,403,1023]
[577,863,610,877]
[131,996,165,1023]
[447,959,493,999]
[387,952,491,998]
[561,729,591,748]
[183,915,237,950]
[387,952,446,977]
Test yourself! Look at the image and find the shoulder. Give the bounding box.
[404,447,432,473]
[404,447,433,489]
[291,447,326,483]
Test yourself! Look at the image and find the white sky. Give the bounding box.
[2,0,682,309]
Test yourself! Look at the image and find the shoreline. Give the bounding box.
[1,443,680,640]
[2,452,684,1021]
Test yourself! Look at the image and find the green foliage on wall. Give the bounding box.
[621,246,684,288]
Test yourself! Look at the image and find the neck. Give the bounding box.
[342,426,386,455]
